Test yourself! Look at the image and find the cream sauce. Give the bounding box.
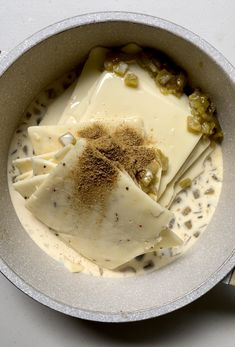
[7,68,223,278]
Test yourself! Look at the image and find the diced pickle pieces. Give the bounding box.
[188,90,223,141]
[59,132,76,146]
[113,61,129,77]
[187,116,202,133]
[140,169,154,187]
[156,69,173,86]
[179,178,192,189]
[138,160,160,200]
[155,149,168,172]
[204,187,215,195]
[104,60,113,72]
[200,112,214,122]
[201,121,215,135]
[124,73,139,88]
[212,131,224,142]
[147,160,160,175]
[156,70,186,97]
[148,193,158,201]
[137,52,160,76]
[176,73,186,90]
[105,47,223,142]
[182,206,192,216]
[184,220,192,229]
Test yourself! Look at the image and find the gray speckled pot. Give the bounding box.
[0,12,234,322]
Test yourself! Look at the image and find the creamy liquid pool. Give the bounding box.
[7,70,223,278]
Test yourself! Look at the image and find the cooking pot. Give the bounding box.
[0,12,234,322]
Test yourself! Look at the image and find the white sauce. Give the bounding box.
[7,67,223,278]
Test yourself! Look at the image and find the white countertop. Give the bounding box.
[0,0,234,346]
